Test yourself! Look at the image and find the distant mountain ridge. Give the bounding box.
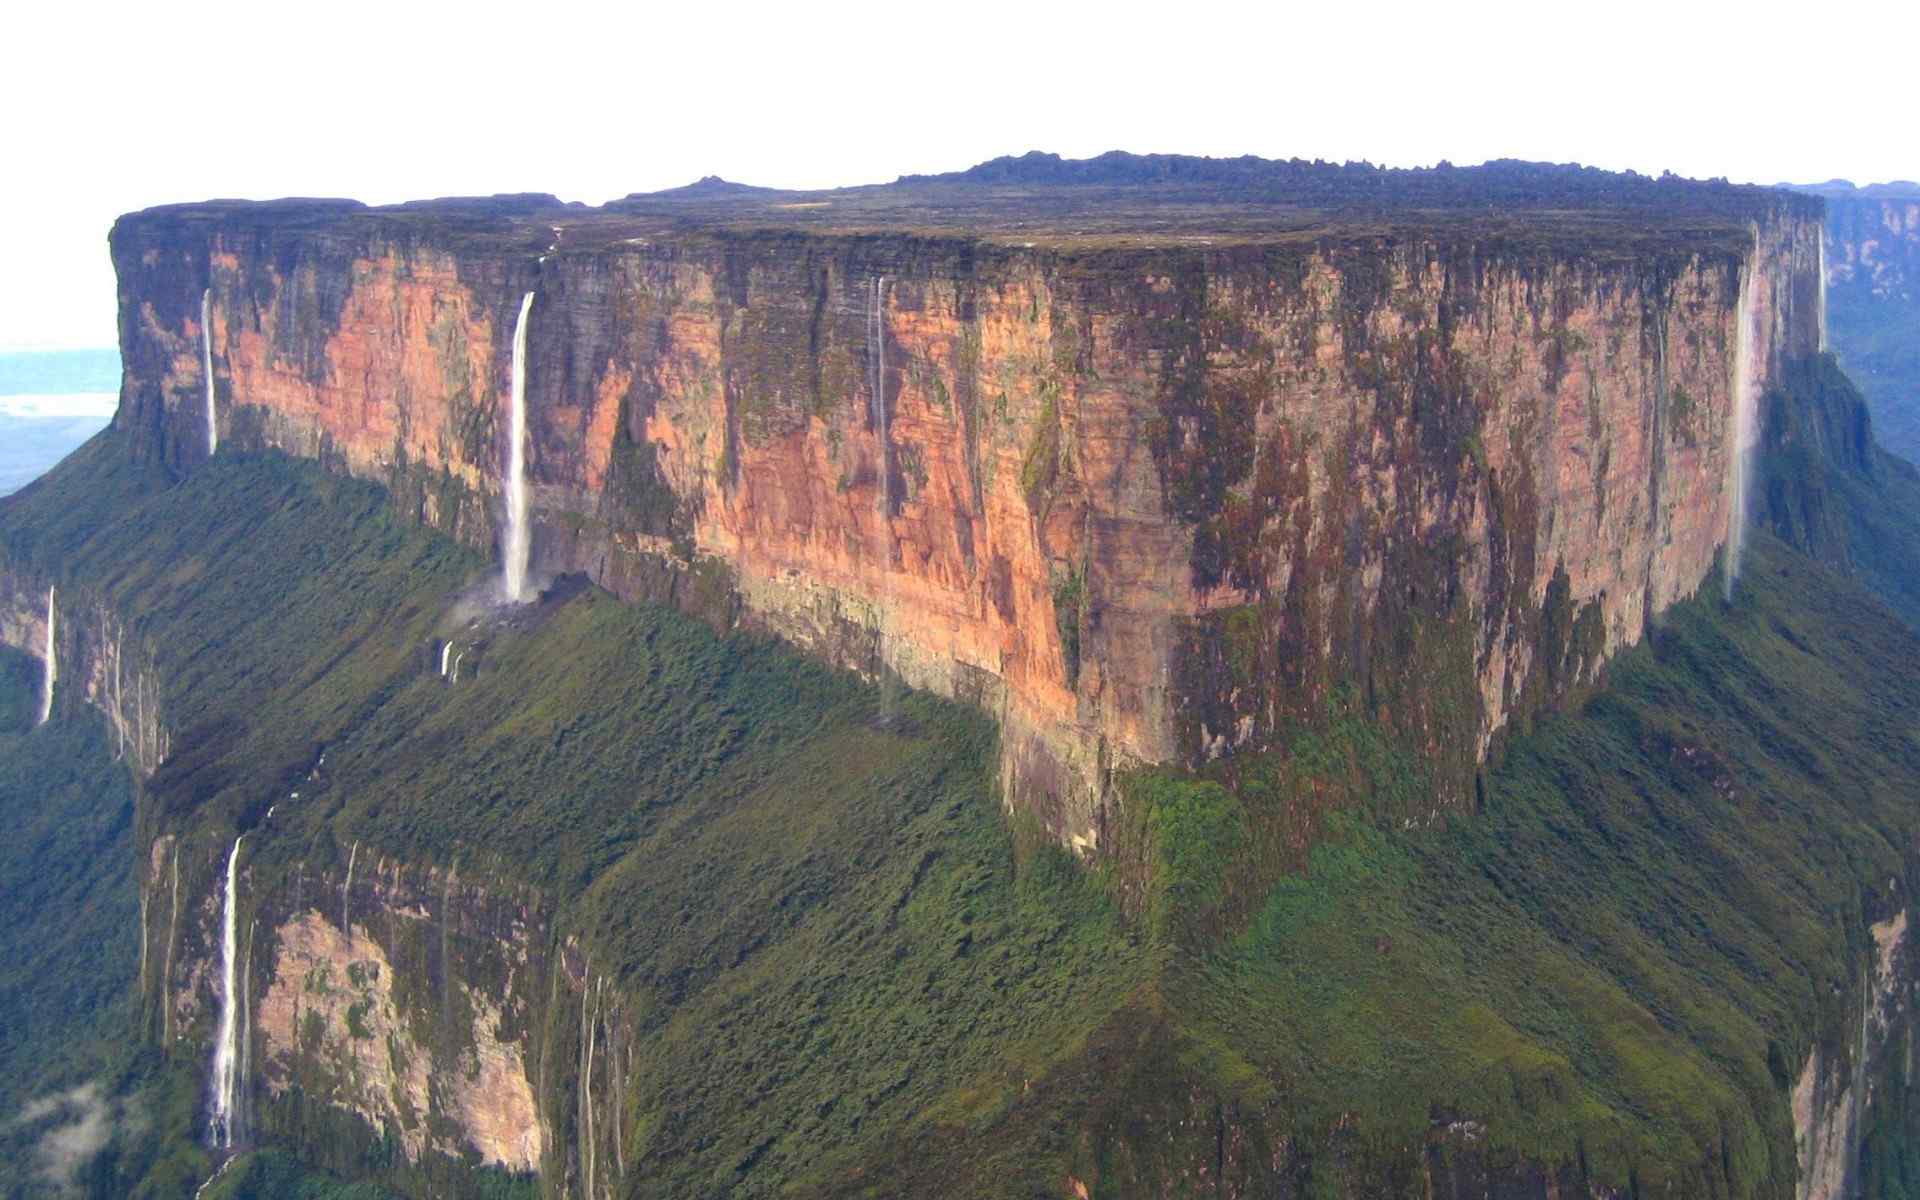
[898,148,1814,214]
[1787,180,1920,463]
[1785,179,1920,200]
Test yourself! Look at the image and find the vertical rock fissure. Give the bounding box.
[138,879,149,994]
[163,841,180,1044]
[580,963,596,1200]
[1644,304,1671,628]
[439,863,456,1034]
[868,275,899,725]
[238,915,255,1145]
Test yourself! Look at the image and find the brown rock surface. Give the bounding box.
[108,176,1825,847]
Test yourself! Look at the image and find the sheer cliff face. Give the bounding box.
[0,569,170,771]
[1826,194,1920,303]
[140,836,555,1177]
[1794,909,1914,1200]
[1819,190,1920,463]
[109,205,1822,848]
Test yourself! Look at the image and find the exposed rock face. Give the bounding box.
[0,568,170,771]
[253,860,543,1173]
[1793,909,1914,1200]
[1825,195,1920,304]
[108,185,1823,849]
[1796,182,1920,462]
[137,838,559,1178]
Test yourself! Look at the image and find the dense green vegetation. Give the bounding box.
[1809,189,1920,469]
[0,647,143,1200]
[6,347,1920,1196]
[0,437,1148,1198]
[1761,353,1920,626]
[1830,284,1920,466]
[835,521,1920,1196]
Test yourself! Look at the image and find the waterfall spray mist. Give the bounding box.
[502,292,536,602]
[37,586,55,726]
[201,289,218,457]
[208,836,245,1148]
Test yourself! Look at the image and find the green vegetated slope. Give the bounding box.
[0,646,143,1200]
[847,360,1920,1197]
[842,532,1920,1199]
[1828,279,1920,467]
[7,348,1920,1198]
[0,435,1146,1199]
[1762,354,1920,629]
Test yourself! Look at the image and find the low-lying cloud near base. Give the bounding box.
[8,1084,135,1194]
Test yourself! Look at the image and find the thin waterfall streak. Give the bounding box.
[1818,233,1830,353]
[37,586,55,726]
[208,835,245,1148]
[202,289,218,456]
[342,841,359,945]
[503,292,536,602]
[439,642,452,677]
[112,640,126,758]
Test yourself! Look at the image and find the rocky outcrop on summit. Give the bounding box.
[109,161,1824,849]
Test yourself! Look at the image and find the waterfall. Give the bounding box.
[438,641,452,678]
[342,840,359,944]
[201,289,218,457]
[502,291,536,603]
[867,277,900,726]
[208,835,245,1148]
[1725,242,1763,600]
[36,586,55,726]
[1818,233,1830,353]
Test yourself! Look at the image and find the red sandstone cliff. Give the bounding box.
[107,174,1825,849]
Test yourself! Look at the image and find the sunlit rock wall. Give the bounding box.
[110,204,1823,848]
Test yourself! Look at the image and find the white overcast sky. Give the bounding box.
[5,0,1914,352]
